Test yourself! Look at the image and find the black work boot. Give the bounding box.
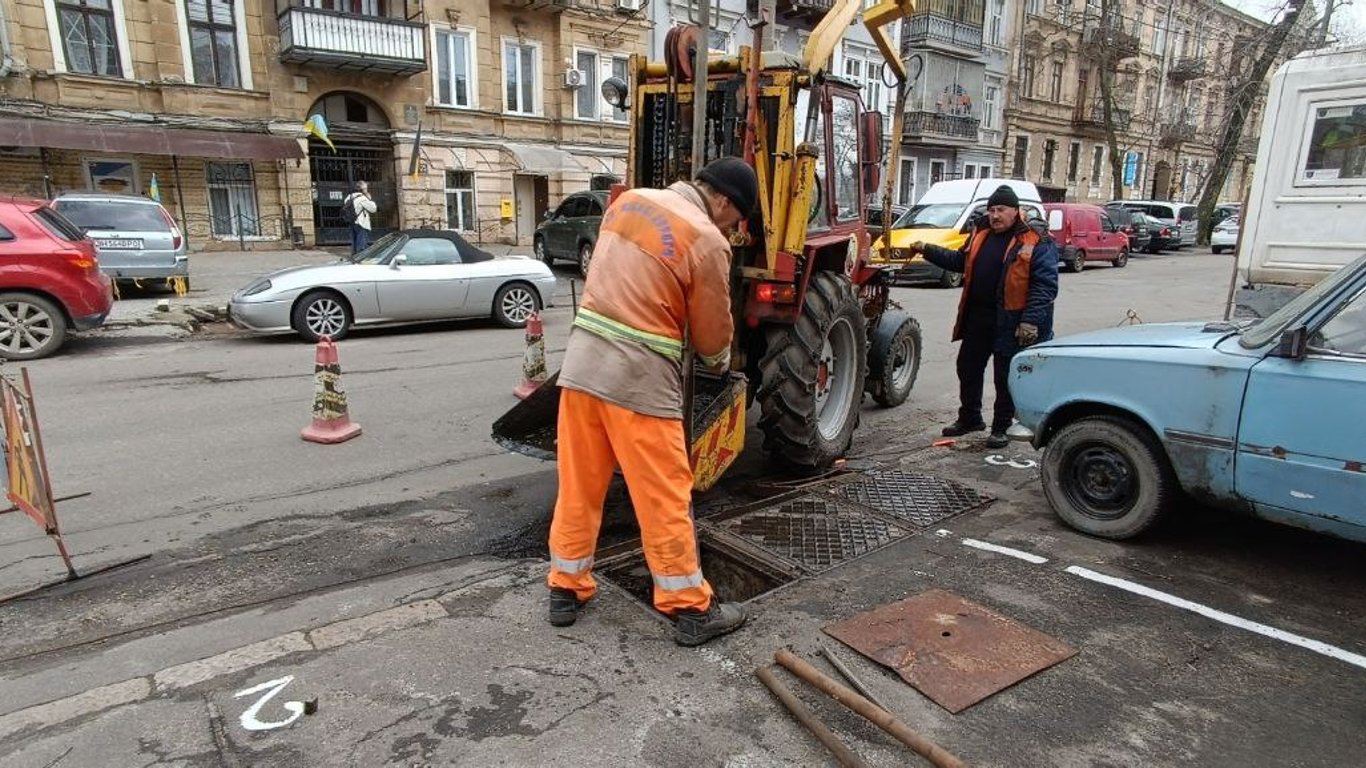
[673,601,748,647]
[548,588,585,627]
[985,431,1010,449]
[942,420,987,437]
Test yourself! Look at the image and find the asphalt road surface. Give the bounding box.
[2,248,1362,767]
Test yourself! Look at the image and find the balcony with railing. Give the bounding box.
[1072,103,1132,135]
[903,111,981,142]
[1160,117,1198,147]
[777,0,833,23]
[1082,19,1140,60]
[902,12,985,53]
[1167,56,1207,82]
[277,1,427,75]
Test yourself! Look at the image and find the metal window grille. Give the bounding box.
[206,162,260,238]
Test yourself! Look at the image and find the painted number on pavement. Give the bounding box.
[985,454,1037,469]
[235,675,305,731]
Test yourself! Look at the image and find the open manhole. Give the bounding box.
[839,469,994,527]
[597,530,798,609]
[716,496,910,572]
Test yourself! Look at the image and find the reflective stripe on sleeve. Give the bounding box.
[573,307,684,361]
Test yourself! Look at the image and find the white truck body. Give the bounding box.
[1239,46,1366,288]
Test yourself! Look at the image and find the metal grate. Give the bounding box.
[839,470,993,527]
[719,496,909,570]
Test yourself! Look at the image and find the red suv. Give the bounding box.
[1043,203,1131,273]
[0,197,114,359]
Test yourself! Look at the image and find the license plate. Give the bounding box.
[97,239,143,250]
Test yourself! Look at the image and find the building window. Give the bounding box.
[1154,16,1167,55]
[1012,136,1029,178]
[1090,145,1104,185]
[1066,141,1080,182]
[206,162,259,238]
[897,157,916,205]
[185,0,239,87]
[1022,56,1036,99]
[1042,139,1057,180]
[445,171,475,232]
[843,49,885,116]
[575,49,630,122]
[503,40,539,115]
[983,82,1000,130]
[988,0,1005,46]
[1025,0,1041,15]
[708,28,730,53]
[979,165,993,177]
[930,159,946,185]
[435,28,474,108]
[86,158,136,193]
[964,164,976,179]
[57,0,120,76]
[1050,60,1064,103]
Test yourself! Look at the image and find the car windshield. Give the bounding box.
[55,200,169,231]
[893,203,965,229]
[1241,256,1366,348]
[353,233,408,264]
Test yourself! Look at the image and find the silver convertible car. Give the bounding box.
[229,231,557,341]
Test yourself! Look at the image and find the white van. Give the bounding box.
[1238,45,1366,289]
[1106,199,1198,247]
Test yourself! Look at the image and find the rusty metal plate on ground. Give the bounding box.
[823,589,1076,713]
[839,469,993,527]
[717,495,910,571]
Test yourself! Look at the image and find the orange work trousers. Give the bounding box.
[548,387,714,615]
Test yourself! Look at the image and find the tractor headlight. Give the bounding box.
[602,77,629,110]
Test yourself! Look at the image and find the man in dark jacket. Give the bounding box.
[906,184,1059,448]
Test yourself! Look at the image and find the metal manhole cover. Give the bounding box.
[839,469,993,527]
[719,496,910,570]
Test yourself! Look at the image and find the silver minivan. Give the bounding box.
[1107,200,1198,247]
[53,193,188,284]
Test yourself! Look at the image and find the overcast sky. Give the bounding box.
[1223,0,1366,31]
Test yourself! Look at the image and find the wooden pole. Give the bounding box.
[756,665,867,768]
[775,649,967,768]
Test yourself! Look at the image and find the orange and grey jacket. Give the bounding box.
[557,182,733,419]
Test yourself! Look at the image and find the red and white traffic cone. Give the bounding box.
[301,336,362,444]
[513,312,547,400]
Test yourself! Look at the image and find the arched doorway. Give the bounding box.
[1151,161,1172,201]
[306,92,397,245]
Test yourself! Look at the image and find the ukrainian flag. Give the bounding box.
[303,113,336,152]
[148,173,161,203]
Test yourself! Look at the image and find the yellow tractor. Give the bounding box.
[495,0,921,487]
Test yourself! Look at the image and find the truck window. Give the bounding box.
[832,95,860,223]
[1179,206,1197,222]
[1302,102,1366,183]
[1310,287,1366,357]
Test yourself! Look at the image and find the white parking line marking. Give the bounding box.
[962,538,1050,564]
[1066,566,1366,671]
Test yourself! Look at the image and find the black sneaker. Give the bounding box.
[673,601,747,647]
[548,588,585,627]
[985,431,1010,449]
[942,420,987,437]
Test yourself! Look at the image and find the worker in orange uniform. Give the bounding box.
[547,157,758,647]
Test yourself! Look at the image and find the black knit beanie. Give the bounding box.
[696,157,758,216]
[986,184,1019,209]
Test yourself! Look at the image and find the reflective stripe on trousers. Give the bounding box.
[550,553,594,575]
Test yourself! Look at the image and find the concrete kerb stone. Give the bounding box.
[1,596,456,742]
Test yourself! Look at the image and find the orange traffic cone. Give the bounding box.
[513,311,547,400]
[301,336,362,444]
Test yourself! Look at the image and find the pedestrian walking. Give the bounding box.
[547,157,758,647]
[905,184,1059,448]
[343,181,377,255]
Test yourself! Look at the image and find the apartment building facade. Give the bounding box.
[1003,0,1266,205]
[0,0,648,249]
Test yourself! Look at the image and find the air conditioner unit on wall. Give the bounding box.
[615,0,643,13]
[563,68,585,88]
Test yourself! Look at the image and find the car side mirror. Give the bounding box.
[543,211,555,221]
[392,254,408,269]
[1275,325,1308,360]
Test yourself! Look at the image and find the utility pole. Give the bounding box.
[690,0,712,176]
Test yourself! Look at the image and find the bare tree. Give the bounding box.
[1196,1,1307,243]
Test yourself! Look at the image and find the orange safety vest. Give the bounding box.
[952,226,1041,341]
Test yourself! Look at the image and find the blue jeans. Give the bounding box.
[350,224,370,255]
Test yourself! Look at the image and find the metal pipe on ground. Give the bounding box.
[756,665,867,768]
[820,644,891,713]
[775,649,967,768]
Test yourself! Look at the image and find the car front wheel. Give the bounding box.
[1042,415,1175,540]
[0,293,68,360]
[938,269,964,288]
[292,290,352,342]
[493,282,540,328]
[1112,247,1129,268]
[535,236,553,266]
[578,242,594,277]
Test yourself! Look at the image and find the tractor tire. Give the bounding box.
[756,272,867,471]
[867,310,922,407]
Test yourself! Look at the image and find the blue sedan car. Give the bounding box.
[1009,254,1366,542]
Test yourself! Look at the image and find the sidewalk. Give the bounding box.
[103,241,526,332]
